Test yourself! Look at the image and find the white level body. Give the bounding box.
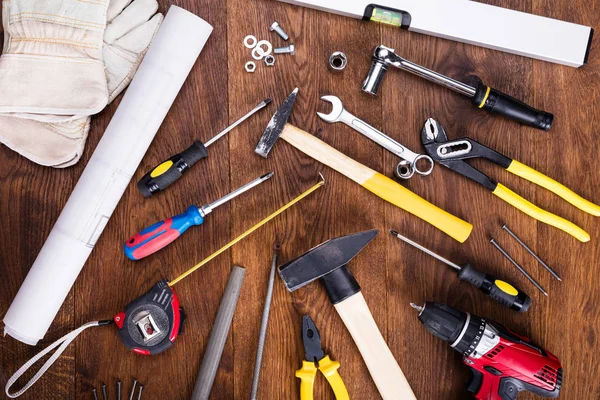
[279,0,593,67]
[3,6,213,345]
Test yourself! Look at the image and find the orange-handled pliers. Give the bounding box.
[296,315,349,400]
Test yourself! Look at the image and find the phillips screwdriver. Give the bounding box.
[389,230,531,312]
[125,172,274,260]
[137,99,272,197]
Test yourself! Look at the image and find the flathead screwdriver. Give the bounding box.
[389,230,531,312]
[137,99,272,197]
[125,172,274,260]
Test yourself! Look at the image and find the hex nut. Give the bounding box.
[245,61,256,73]
[329,51,347,71]
[264,55,275,66]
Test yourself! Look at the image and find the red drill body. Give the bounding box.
[413,302,562,400]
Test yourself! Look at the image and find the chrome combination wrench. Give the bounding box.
[317,95,434,179]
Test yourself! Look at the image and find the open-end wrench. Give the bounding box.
[317,95,434,179]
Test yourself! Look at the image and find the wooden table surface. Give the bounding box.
[1,0,599,399]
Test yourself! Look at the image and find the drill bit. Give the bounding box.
[409,303,424,313]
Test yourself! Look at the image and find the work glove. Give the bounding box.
[0,0,163,167]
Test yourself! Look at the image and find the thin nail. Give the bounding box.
[117,381,122,400]
[102,384,107,400]
[93,389,99,400]
[502,224,562,281]
[129,379,137,400]
[137,385,144,400]
[490,238,548,296]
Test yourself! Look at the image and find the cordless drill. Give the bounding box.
[411,302,562,400]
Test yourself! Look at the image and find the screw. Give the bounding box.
[128,379,137,400]
[490,238,548,296]
[117,381,122,400]
[93,389,99,400]
[269,21,289,41]
[501,224,561,281]
[137,385,144,400]
[102,384,108,400]
[274,44,295,55]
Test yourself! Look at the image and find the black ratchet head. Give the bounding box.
[421,118,448,145]
[302,315,325,364]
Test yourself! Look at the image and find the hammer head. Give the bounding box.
[362,45,394,96]
[278,230,378,292]
[254,87,299,158]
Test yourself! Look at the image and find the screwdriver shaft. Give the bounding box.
[203,172,274,213]
[490,239,548,296]
[204,99,272,147]
[389,230,462,271]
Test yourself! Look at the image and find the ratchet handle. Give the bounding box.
[137,141,208,197]
[457,264,531,312]
[472,79,553,131]
[124,205,204,260]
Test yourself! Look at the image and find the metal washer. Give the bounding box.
[244,35,257,48]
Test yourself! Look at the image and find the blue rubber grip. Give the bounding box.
[124,205,205,260]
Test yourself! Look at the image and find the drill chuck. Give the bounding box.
[415,302,485,356]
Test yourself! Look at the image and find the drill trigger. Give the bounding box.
[466,368,484,394]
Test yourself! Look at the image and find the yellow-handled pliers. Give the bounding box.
[296,315,349,400]
[421,118,600,242]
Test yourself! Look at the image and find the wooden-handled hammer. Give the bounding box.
[278,230,416,400]
[255,87,472,243]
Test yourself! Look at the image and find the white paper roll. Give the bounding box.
[3,6,213,345]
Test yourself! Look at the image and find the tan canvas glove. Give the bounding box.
[0,0,163,167]
[0,0,109,116]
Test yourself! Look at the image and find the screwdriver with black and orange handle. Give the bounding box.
[389,230,531,312]
[137,99,271,197]
[126,172,274,260]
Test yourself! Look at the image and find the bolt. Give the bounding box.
[269,21,289,41]
[274,44,295,55]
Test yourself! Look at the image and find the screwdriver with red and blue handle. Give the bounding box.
[125,172,274,260]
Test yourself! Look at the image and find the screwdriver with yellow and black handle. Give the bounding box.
[389,230,531,312]
[137,99,271,197]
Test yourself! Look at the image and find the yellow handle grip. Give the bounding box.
[296,361,317,400]
[319,356,350,400]
[507,160,600,216]
[493,183,590,242]
[363,173,473,243]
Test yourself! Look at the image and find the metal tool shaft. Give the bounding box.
[390,230,462,271]
[250,248,279,400]
[203,173,274,213]
[502,224,561,281]
[490,239,548,296]
[392,56,476,98]
[205,99,271,147]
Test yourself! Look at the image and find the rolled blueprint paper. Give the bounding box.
[3,6,213,345]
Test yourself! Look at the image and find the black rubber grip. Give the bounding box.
[472,79,553,131]
[320,265,361,304]
[137,141,208,197]
[457,264,531,312]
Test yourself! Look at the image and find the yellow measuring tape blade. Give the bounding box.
[169,179,324,286]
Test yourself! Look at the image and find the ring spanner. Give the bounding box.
[317,95,434,179]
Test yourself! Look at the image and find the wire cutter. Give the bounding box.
[421,118,600,242]
[296,315,349,400]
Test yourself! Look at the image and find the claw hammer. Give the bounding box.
[254,88,472,243]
